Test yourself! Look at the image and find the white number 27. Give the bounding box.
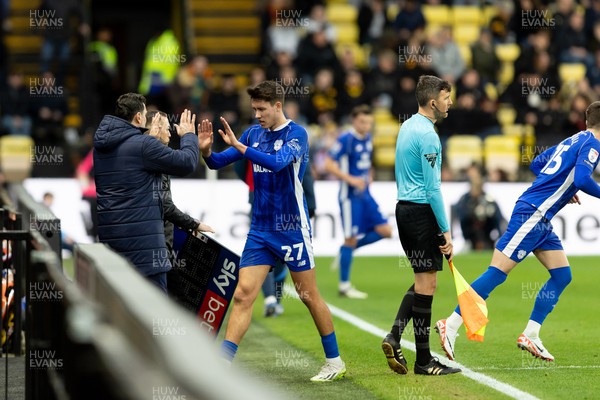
[281,243,304,262]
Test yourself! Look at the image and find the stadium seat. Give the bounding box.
[484,135,521,180]
[422,5,451,26]
[335,23,359,44]
[497,105,517,126]
[373,107,396,124]
[446,134,483,174]
[457,44,472,67]
[498,62,515,88]
[452,24,480,45]
[558,63,586,85]
[326,3,358,24]
[495,43,520,63]
[451,6,483,26]
[482,5,499,26]
[0,135,33,182]
[373,146,396,168]
[484,82,498,101]
[502,124,525,137]
[335,43,367,69]
[373,121,400,147]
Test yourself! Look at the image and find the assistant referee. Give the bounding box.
[381,75,461,376]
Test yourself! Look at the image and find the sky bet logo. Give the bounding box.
[198,258,237,333]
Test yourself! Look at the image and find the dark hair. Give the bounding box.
[415,75,451,107]
[115,93,146,122]
[586,101,600,130]
[246,80,285,105]
[145,110,167,128]
[351,104,372,118]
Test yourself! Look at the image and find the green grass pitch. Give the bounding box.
[233,253,600,400]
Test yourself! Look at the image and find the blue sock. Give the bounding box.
[261,270,275,298]
[455,266,507,315]
[321,331,340,358]
[340,245,354,282]
[530,266,572,324]
[221,340,238,361]
[356,231,383,249]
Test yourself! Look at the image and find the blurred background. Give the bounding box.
[1,0,598,184]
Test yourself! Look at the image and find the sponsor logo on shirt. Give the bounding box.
[424,153,438,168]
[588,148,599,163]
[287,138,301,152]
[252,142,259,148]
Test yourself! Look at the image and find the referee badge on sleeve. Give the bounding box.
[424,153,438,168]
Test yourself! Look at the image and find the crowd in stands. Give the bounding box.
[0,0,599,181]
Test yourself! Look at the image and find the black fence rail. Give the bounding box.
[2,182,290,400]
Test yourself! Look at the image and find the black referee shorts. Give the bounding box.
[395,200,443,273]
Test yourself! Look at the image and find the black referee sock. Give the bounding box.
[390,284,415,342]
[413,292,433,366]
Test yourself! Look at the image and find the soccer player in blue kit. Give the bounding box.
[326,105,392,299]
[437,101,600,362]
[198,80,346,381]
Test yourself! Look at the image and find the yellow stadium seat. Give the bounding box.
[452,6,483,25]
[482,5,499,25]
[446,134,483,173]
[326,3,358,24]
[498,62,515,88]
[558,63,586,85]
[457,44,472,67]
[497,105,517,126]
[374,146,396,168]
[502,124,525,137]
[373,121,400,147]
[484,82,498,101]
[422,5,451,26]
[0,135,34,182]
[335,43,367,69]
[495,43,520,63]
[335,23,359,44]
[484,135,521,180]
[452,24,480,45]
[373,107,396,124]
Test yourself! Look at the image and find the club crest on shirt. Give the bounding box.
[517,249,526,260]
[424,153,438,168]
[274,139,283,151]
[588,148,599,163]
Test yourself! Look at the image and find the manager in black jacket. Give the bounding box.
[94,93,199,292]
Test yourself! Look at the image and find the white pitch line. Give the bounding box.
[326,303,541,400]
[471,365,600,371]
[284,286,540,399]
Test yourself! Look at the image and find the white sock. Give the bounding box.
[264,295,277,305]
[326,356,343,366]
[339,281,351,292]
[524,320,541,338]
[446,311,463,333]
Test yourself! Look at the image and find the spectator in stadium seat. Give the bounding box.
[437,101,600,364]
[470,29,500,85]
[426,26,465,85]
[209,75,241,152]
[240,67,267,125]
[392,0,425,42]
[357,0,391,45]
[338,69,370,123]
[454,165,505,251]
[564,92,593,134]
[32,71,69,144]
[556,11,594,69]
[514,30,553,78]
[93,93,199,292]
[170,55,213,116]
[392,75,419,123]
[0,70,32,136]
[37,0,90,85]
[305,67,339,124]
[144,110,214,300]
[587,50,600,97]
[265,12,301,58]
[305,4,337,43]
[199,80,347,381]
[367,49,400,109]
[295,26,343,85]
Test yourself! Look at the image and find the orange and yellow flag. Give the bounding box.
[448,260,489,342]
